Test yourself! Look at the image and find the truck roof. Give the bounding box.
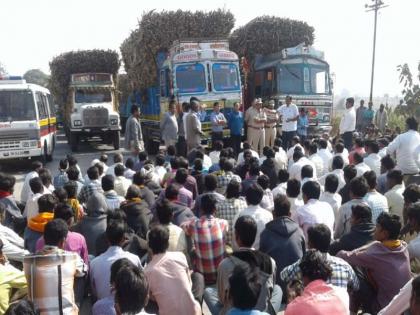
[0,79,50,93]
[169,38,230,55]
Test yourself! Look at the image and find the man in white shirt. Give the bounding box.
[237,142,259,165]
[332,142,349,167]
[233,183,273,249]
[319,156,346,191]
[20,161,43,204]
[354,152,372,177]
[318,139,333,174]
[106,153,125,176]
[384,170,405,222]
[363,171,389,223]
[296,180,335,239]
[23,177,47,220]
[0,203,29,262]
[387,117,420,178]
[334,176,369,239]
[90,220,142,300]
[320,174,342,222]
[339,97,356,151]
[308,142,325,177]
[364,140,382,177]
[289,150,317,181]
[114,164,132,197]
[272,169,289,198]
[286,179,304,221]
[273,138,288,170]
[277,95,299,150]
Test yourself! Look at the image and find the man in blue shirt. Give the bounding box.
[297,108,309,141]
[228,102,243,157]
[210,102,227,147]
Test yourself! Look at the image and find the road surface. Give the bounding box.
[0,131,127,202]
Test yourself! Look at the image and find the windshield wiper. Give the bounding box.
[284,65,302,80]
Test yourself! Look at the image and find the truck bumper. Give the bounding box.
[0,148,42,160]
[70,127,120,137]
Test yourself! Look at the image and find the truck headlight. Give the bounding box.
[110,119,118,126]
[74,120,82,127]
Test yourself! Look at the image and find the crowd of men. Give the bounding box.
[0,95,418,315]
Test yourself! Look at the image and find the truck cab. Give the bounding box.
[254,43,333,133]
[139,39,242,153]
[65,73,120,151]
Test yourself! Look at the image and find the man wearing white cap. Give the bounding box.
[264,100,279,147]
[277,95,299,150]
[245,98,267,155]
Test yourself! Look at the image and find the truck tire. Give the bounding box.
[112,131,120,150]
[70,133,79,152]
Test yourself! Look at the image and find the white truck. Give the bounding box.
[64,73,121,151]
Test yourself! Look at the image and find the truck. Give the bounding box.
[64,73,121,151]
[0,76,56,161]
[122,39,242,154]
[252,43,333,133]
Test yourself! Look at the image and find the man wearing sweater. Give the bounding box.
[337,212,411,314]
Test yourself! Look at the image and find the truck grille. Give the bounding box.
[82,108,109,127]
[0,140,21,150]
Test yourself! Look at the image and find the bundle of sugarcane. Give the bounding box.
[229,15,315,66]
[120,9,235,90]
[49,49,120,106]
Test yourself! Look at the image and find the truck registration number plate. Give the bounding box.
[3,151,27,157]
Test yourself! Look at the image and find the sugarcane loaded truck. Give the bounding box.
[252,43,334,134]
[64,73,121,151]
[121,39,242,154]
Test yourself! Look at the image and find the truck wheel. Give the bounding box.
[46,142,53,162]
[70,133,79,152]
[112,131,120,150]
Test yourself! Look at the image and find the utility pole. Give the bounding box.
[365,0,388,103]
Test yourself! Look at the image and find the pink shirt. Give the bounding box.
[36,231,89,265]
[144,251,201,315]
[349,147,366,165]
[285,280,348,315]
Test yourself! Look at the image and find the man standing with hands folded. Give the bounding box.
[277,95,299,150]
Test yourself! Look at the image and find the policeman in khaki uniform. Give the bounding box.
[264,100,279,147]
[245,98,267,155]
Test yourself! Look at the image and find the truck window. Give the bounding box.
[75,89,111,103]
[0,90,36,122]
[160,69,170,97]
[36,92,48,120]
[47,94,56,117]
[175,64,206,93]
[311,67,329,94]
[212,63,240,91]
[278,64,302,94]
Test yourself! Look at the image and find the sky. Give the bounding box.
[0,0,419,98]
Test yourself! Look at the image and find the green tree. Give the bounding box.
[23,69,49,87]
[397,63,420,119]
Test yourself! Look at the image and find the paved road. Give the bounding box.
[0,131,127,202]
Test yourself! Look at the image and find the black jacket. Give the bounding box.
[120,200,152,239]
[329,222,375,256]
[261,158,280,189]
[138,186,156,208]
[259,216,306,285]
[170,201,196,226]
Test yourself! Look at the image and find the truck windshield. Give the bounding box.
[75,89,112,103]
[212,63,240,91]
[311,67,330,94]
[279,64,330,95]
[0,90,36,122]
[279,64,302,94]
[175,64,206,93]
